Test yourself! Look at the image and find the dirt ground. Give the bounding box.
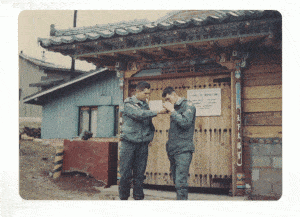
[19,139,248,201]
[19,140,120,200]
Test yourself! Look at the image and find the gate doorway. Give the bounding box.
[126,73,232,189]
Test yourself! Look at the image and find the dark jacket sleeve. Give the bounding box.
[123,102,158,121]
[170,102,196,129]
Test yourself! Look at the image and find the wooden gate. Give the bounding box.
[126,73,232,188]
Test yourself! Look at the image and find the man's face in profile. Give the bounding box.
[136,88,151,102]
[164,92,177,105]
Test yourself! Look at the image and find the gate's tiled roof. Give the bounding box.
[38,10,281,48]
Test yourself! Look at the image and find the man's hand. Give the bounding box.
[157,108,168,114]
[163,102,175,113]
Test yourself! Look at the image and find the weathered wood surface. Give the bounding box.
[242,85,282,99]
[243,112,282,126]
[242,98,282,112]
[243,72,282,87]
[244,126,282,138]
[243,63,281,75]
[242,57,282,87]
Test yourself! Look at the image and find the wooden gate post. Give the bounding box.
[115,62,126,184]
[231,71,237,196]
[235,67,246,196]
[231,52,249,196]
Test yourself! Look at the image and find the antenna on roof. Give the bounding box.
[41,50,46,62]
[71,10,77,73]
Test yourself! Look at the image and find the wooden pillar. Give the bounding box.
[230,52,248,196]
[115,62,125,184]
[234,67,245,196]
[230,71,237,196]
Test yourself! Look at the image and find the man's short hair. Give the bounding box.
[162,86,175,98]
[136,81,151,91]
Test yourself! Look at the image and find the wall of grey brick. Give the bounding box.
[248,138,282,199]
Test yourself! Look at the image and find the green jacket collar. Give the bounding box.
[175,97,185,106]
[132,95,146,105]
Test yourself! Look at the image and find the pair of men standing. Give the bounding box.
[119,81,196,200]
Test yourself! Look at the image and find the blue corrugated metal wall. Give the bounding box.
[41,72,122,139]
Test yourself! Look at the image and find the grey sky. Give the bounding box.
[18,10,171,71]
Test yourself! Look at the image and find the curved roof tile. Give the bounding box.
[61,36,74,43]
[174,20,189,28]
[73,34,88,41]
[127,26,144,34]
[190,17,204,26]
[143,23,158,32]
[50,36,63,45]
[97,29,115,38]
[115,28,128,36]
[38,38,51,47]
[86,32,101,40]
[157,22,173,30]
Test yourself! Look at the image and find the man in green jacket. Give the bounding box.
[119,81,166,200]
[162,86,196,200]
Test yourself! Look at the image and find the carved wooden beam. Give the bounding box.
[138,51,159,61]
[101,42,113,50]
[78,44,99,53]
[60,48,77,56]
[116,53,137,62]
[162,47,180,58]
[151,35,161,45]
[186,45,207,57]
[126,38,137,47]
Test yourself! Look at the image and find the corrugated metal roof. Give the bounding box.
[19,52,86,73]
[29,77,65,87]
[23,67,108,104]
[38,10,281,48]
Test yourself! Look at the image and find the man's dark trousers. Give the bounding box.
[168,151,193,200]
[118,139,149,200]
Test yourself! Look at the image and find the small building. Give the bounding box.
[25,10,282,199]
[19,52,85,129]
[24,68,122,139]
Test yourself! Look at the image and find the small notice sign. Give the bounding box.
[187,88,222,116]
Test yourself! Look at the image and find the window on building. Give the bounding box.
[78,106,98,137]
[78,105,119,137]
[114,106,119,136]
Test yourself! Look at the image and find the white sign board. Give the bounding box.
[187,88,222,116]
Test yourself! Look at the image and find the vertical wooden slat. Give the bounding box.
[231,71,237,196]
[210,129,220,188]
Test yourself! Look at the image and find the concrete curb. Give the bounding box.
[99,185,248,200]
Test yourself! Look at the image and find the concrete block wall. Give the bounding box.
[244,137,282,200]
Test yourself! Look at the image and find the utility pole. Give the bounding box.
[71,10,77,72]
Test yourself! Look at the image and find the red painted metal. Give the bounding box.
[62,140,118,187]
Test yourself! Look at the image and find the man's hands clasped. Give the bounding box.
[163,101,175,113]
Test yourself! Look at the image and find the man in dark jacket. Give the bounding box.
[119,81,166,200]
[162,86,196,200]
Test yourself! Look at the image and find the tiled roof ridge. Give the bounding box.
[53,18,152,36]
[38,10,281,48]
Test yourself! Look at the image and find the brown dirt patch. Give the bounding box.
[19,140,118,200]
